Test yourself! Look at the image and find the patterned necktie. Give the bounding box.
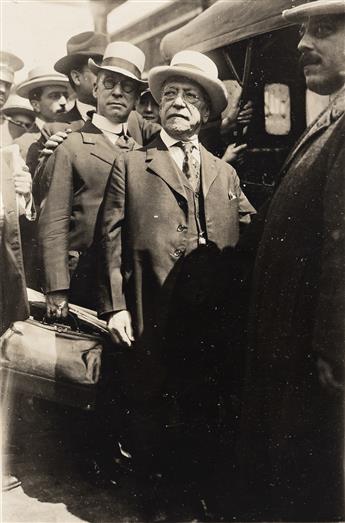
[177,141,200,191]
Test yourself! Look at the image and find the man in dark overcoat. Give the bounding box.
[240,1,345,520]
[97,50,255,489]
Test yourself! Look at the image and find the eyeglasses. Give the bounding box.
[161,87,201,105]
[102,76,136,94]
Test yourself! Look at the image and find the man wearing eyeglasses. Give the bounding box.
[97,51,255,490]
[38,42,147,317]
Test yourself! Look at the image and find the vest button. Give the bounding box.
[177,224,187,232]
[173,249,183,257]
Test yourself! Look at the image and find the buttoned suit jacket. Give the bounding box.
[38,120,138,293]
[98,135,255,340]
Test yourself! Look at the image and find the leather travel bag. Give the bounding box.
[0,317,103,386]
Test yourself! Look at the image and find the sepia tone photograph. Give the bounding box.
[1,0,344,521]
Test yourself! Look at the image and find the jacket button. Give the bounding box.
[173,249,183,257]
[177,224,187,232]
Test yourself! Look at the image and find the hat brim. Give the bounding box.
[88,58,147,84]
[148,65,228,118]
[1,106,35,118]
[54,52,103,75]
[16,77,70,99]
[283,1,345,22]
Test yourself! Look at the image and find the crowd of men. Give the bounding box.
[1,0,344,520]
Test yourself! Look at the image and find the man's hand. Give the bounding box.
[107,310,134,348]
[222,143,247,165]
[317,357,343,391]
[42,129,72,157]
[13,165,32,202]
[237,101,254,126]
[46,291,69,320]
[221,101,254,134]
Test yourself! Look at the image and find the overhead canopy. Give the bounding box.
[161,0,306,59]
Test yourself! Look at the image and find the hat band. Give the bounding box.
[172,62,217,78]
[101,57,141,79]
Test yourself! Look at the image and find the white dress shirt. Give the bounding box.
[76,100,96,122]
[160,128,200,171]
[92,113,128,145]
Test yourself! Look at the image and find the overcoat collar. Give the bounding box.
[145,135,218,200]
[282,87,345,173]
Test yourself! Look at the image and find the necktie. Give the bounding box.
[177,141,200,191]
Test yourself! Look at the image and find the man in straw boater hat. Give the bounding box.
[96,50,255,503]
[15,66,69,161]
[38,41,148,317]
[0,50,24,147]
[1,94,35,142]
[239,0,345,520]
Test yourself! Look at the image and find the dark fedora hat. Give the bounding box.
[54,31,109,75]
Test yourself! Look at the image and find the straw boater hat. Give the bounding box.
[283,0,345,21]
[16,66,69,99]
[55,31,109,75]
[148,50,228,118]
[88,42,147,84]
[1,94,35,119]
[0,51,23,85]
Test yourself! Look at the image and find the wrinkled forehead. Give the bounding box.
[162,75,206,96]
[41,85,69,96]
[302,13,345,31]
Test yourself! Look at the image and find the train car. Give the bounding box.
[161,0,331,207]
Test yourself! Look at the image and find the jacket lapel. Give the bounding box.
[80,121,118,166]
[145,137,187,200]
[282,88,345,173]
[200,144,218,198]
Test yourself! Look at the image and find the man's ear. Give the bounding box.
[202,105,210,124]
[70,69,81,87]
[30,100,40,114]
[93,81,98,101]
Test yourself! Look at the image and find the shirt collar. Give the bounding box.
[160,128,199,149]
[76,99,96,122]
[92,113,128,135]
[35,117,45,131]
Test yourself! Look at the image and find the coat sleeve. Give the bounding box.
[231,165,256,224]
[97,152,127,318]
[313,140,345,383]
[38,144,73,293]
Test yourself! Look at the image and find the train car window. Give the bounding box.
[305,89,330,125]
[264,83,291,135]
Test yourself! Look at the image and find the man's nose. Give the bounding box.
[59,95,67,106]
[111,82,123,96]
[172,93,186,108]
[298,30,314,53]
[146,101,153,112]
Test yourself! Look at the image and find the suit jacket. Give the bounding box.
[0,156,30,334]
[30,106,160,198]
[98,136,255,337]
[38,120,138,294]
[14,122,41,162]
[241,88,345,518]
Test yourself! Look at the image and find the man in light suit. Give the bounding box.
[97,51,255,492]
[38,42,148,314]
[240,1,345,520]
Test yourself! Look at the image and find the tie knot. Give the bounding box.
[177,141,195,155]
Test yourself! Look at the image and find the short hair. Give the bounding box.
[67,56,89,90]
[29,87,43,102]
